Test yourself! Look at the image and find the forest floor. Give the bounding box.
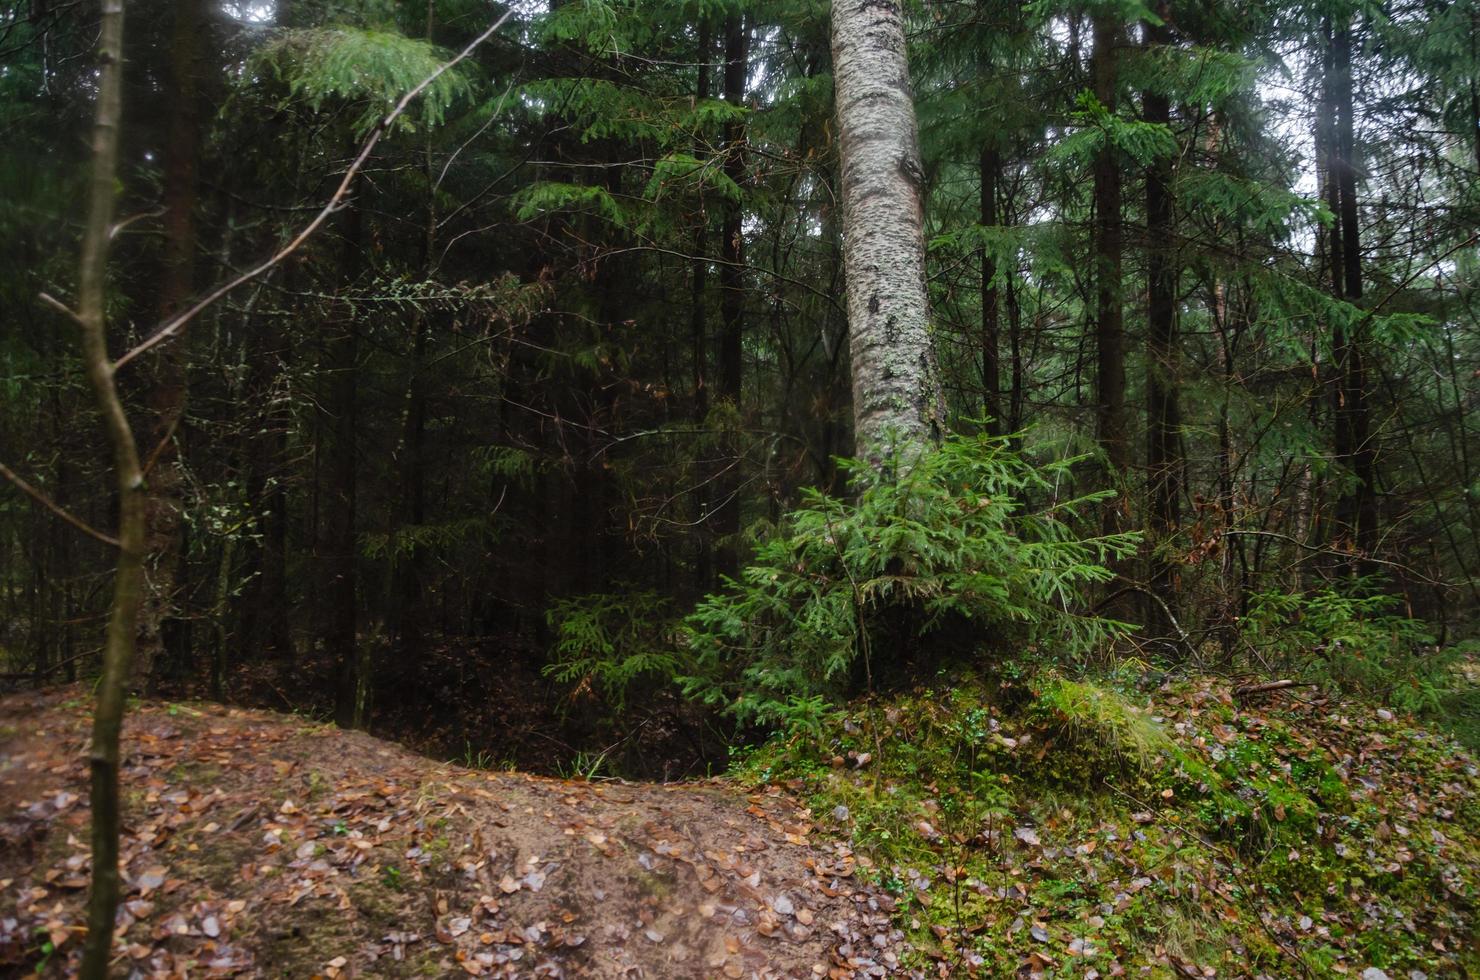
[0,687,906,978]
[1,673,1477,979]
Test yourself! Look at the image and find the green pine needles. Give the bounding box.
[680,432,1140,730]
[1241,582,1471,721]
[251,27,474,135]
[543,591,680,713]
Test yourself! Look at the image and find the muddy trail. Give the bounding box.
[0,689,909,978]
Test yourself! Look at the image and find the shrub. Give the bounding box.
[1241,582,1464,716]
[542,591,679,712]
[680,433,1139,729]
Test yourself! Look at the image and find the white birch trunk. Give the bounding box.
[831,0,945,462]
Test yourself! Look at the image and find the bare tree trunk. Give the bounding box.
[1143,10,1180,635]
[830,0,945,460]
[715,11,748,577]
[1091,14,1128,484]
[691,16,713,590]
[74,0,146,972]
[137,0,204,691]
[327,201,363,730]
[980,145,1002,433]
[390,0,438,661]
[243,305,293,663]
[1330,17,1378,566]
[1007,251,1023,434]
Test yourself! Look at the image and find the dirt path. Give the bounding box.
[0,689,910,978]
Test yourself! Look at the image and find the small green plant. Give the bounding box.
[555,748,612,782]
[681,433,1139,728]
[457,741,495,770]
[380,865,404,891]
[31,927,55,973]
[1242,581,1462,716]
[542,590,680,711]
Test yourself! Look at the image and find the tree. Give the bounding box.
[1143,5,1181,630]
[63,0,146,970]
[830,0,945,459]
[137,0,208,690]
[1326,10,1379,565]
[1091,11,1128,486]
[714,10,749,577]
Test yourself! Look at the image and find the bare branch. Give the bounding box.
[111,9,514,372]
[38,291,87,328]
[0,460,120,548]
[140,410,183,481]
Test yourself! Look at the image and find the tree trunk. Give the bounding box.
[1091,14,1128,486]
[75,0,146,972]
[691,15,713,590]
[714,12,747,578]
[1007,251,1023,434]
[830,0,945,460]
[1329,17,1378,565]
[243,318,292,662]
[1143,11,1180,634]
[980,145,1002,433]
[327,203,363,730]
[390,2,437,660]
[137,0,204,691]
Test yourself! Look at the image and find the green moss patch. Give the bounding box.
[736,669,1480,978]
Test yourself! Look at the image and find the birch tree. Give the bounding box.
[831,0,945,461]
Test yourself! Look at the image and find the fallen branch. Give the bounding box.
[1094,583,1195,659]
[1234,679,1317,700]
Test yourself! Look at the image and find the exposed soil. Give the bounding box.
[0,688,910,978]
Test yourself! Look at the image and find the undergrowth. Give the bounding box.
[736,666,1480,978]
[1242,582,1480,749]
[680,433,1139,731]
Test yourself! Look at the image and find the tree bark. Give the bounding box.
[74,0,146,972]
[830,0,945,461]
[1091,14,1128,484]
[1143,11,1181,633]
[715,11,747,577]
[137,0,205,690]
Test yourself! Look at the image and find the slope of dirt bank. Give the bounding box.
[0,688,909,978]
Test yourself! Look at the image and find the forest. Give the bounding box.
[1,0,1479,976]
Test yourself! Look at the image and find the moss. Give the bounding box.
[735,669,1480,978]
[1032,676,1178,772]
[170,761,223,786]
[170,831,257,892]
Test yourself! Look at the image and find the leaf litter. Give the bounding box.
[0,687,908,977]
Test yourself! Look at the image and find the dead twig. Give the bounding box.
[0,460,119,548]
[109,9,514,372]
[1234,679,1317,700]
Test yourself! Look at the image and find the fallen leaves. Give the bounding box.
[0,690,915,978]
